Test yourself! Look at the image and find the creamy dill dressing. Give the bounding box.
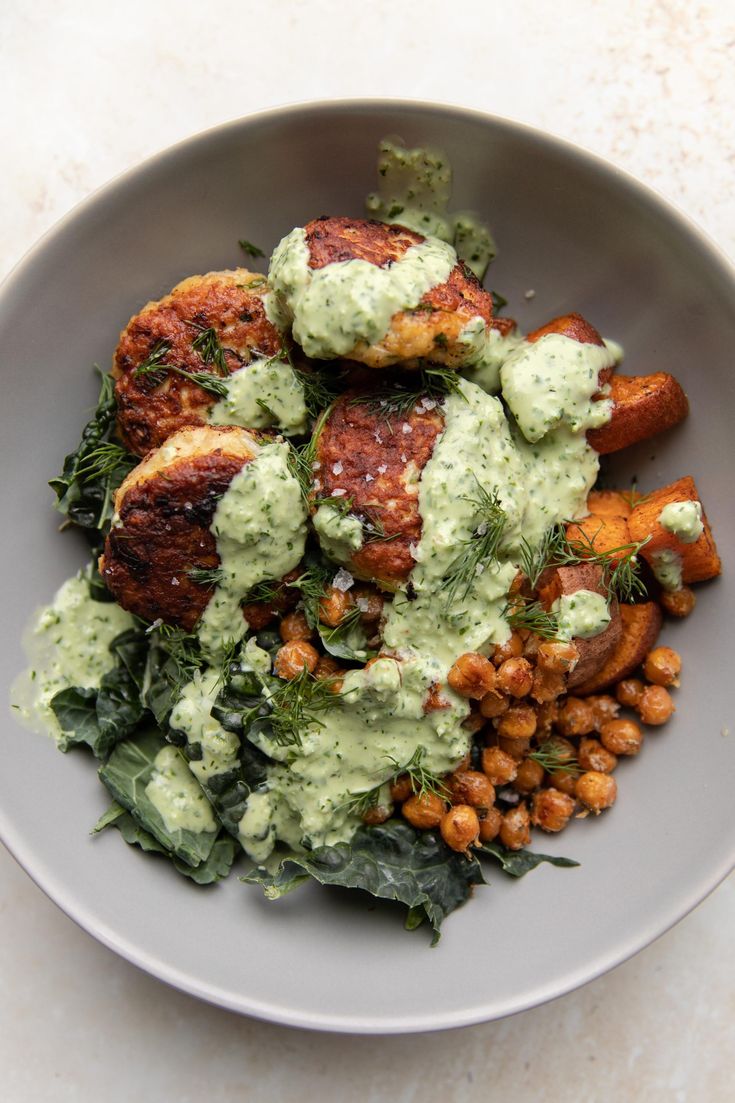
[209,357,308,436]
[311,502,364,562]
[145,745,218,834]
[651,549,683,591]
[500,334,614,442]
[459,319,523,393]
[658,500,703,543]
[197,440,307,658]
[169,669,241,784]
[553,590,611,640]
[365,137,496,279]
[267,227,457,359]
[11,575,134,740]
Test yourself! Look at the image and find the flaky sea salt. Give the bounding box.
[332,568,354,592]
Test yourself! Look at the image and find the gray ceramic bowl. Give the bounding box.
[1,101,734,1034]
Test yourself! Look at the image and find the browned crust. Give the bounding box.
[313,389,444,585]
[113,271,282,455]
[587,372,690,454]
[303,216,494,370]
[100,451,250,630]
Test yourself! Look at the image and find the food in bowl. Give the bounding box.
[13,138,721,942]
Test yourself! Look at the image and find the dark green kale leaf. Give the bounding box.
[98,727,218,868]
[142,627,204,726]
[50,627,148,759]
[49,369,137,546]
[92,801,237,884]
[478,840,579,878]
[242,820,485,944]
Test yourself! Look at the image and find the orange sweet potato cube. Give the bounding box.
[628,476,721,583]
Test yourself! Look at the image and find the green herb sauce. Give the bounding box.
[197,440,307,659]
[209,357,308,437]
[658,500,703,544]
[145,745,218,834]
[553,589,611,640]
[11,574,133,741]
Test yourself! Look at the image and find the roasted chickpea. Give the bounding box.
[576,770,617,813]
[496,657,534,698]
[390,774,414,804]
[531,788,576,832]
[600,718,643,756]
[492,633,524,665]
[643,646,682,687]
[513,758,545,794]
[449,770,495,809]
[548,769,577,797]
[402,791,446,829]
[481,746,518,786]
[522,634,540,660]
[498,735,532,760]
[499,803,531,850]
[440,805,480,852]
[534,700,560,737]
[556,697,596,737]
[638,685,675,726]
[542,735,577,766]
[314,655,341,679]
[578,737,617,773]
[530,668,567,703]
[352,585,385,625]
[279,610,313,642]
[587,695,620,730]
[660,586,696,618]
[616,678,645,709]
[318,585,355,628]
[447,652,497,699]
[536,640,579,674]
[497,704,537,740]
[274,639,319,679]
[461,709,486,734]
[362,803,392,825]
[478,805,503,842]
[479,689,510,718]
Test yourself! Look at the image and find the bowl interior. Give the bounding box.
[1,102,734,1033]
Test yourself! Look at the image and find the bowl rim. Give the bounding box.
[1,97,734,1034]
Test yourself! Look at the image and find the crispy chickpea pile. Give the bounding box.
[260,566,683,856]
[379,633,682,853]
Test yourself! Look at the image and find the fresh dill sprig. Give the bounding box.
[134,339,172,386]
[359,510,400,545]
[238,238,266,258]
[528,739,581,777]
[343,745,449,816]
[349,365,464,422]
[293,365,341,420]
[317,605,363,648]
[74,441,136,485]
[187,566,225,587]
[133,335,229,399]
[243,579,283,606]
[504,599,560,640]
[213,637,240,690]
[518,523,650,603]
[266,667,341,747]
[286,406,332,502]
[187,321,229,375]
[285,563,332,628]
[313,494,355,516]
[148,623,202,682]
[442,482,507,606]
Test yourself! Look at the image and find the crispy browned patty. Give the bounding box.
[113,270,282,456]
[313,388,445,586]
[304,216,494,369]
[100,426,259,630]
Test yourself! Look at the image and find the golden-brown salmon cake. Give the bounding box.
[302,216,494,369]
[113,269,282,456]
[312,386,445,586]
[100,426,260,630]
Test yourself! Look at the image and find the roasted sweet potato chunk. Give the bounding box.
[628,476,721,584]
[565,514,632,565]
[587,373,689,455]
[586,490,634,519]
[574,602,664,695]
[537,563,622,689]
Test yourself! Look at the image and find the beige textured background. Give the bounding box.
[1,1,733,1099]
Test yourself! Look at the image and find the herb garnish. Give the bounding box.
[265,667,341,747]
[345,745,450,815]
[349,365,464,422]
[518,523,650,603]
[504,599,560,640]
[528,739,581,776]
[442,482,507,606]
[133,336,230,400]
[238,238,266,258]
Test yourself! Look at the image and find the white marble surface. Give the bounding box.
[1,1,734,1099]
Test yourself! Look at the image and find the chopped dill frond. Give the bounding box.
[187,321,229,375]
[186,566,225,587]
[442,481,507,606]
[504,599,560,640]
[266,667,341,747]
[528,739,581,776]
[238,238,266,258]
